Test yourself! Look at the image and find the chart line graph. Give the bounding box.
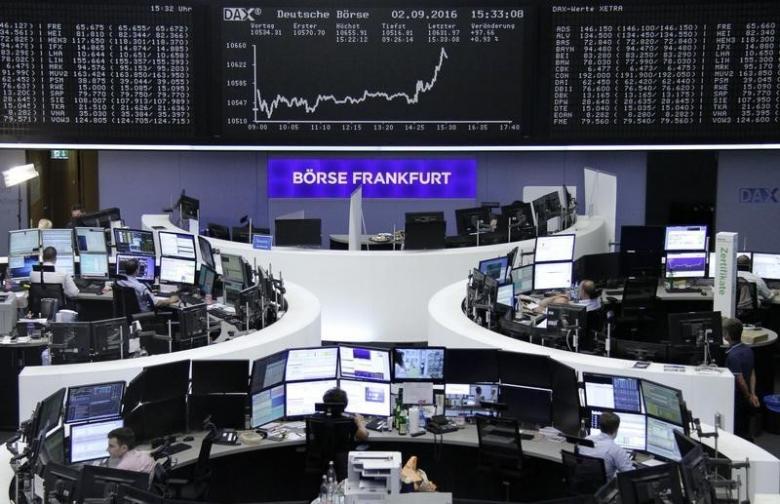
[251,45,455,122]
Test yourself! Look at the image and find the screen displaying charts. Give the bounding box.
[339,347,391,382]
[583,374,642,413]
[646,417,683,461]
[285,380,338,417]
[159,257,196,284]
[511,265,533,294]
[9,229,39,256]
[340,379,391,417]
[79,253,108,278]
[590,410,646,451]
[75,228,107,253]
[534,235,575,262]
[665,226,707,251]
[159,232,197,259]
[69,419,124,464]
[497,283,514,307]
[665,252,707,278]
[41,229,74,255]
[752,253,780,280]
[251,385,286,428]
[286,347,339,381]
[533,261,573,290]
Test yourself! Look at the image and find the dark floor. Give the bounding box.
[752,361,780,458]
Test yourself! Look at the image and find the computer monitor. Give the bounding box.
[197,236,215,269]
[274,218,322,247]
[533,261,573,290]
[575,252,622,284]
[339,346,391,382]
[444,383,500,418]
[221,253,247,286]
[496,283,514,308]
[41,229,74,256]
[665,252,707,279]
[454,206,492,235]
[115,485,164,504]
[113,229,155,256]
[551,360,581,436]
[535,234,576,263]
[392,347,445,382]
[9,228,39,256]
[65,381,124,423]
[75,227,107,253]
[589,409,647,451]
[141,360,190,403]
[501,385,553,427]
[191,360,248,395]
[752,252,780,280]
[251,384,286,428]
[641,380,685,426]
[79,464,150,499]
[621,225,665,253]
[50,322,92,364]
[405,211,445,223]
[188,394,245,429]
[285,379,338,417]
[668,311,722,346]
[115,254,156,282]
[124,397,186,443]
[340,379,391,417]
[178,194,199,220]
[91,318,129,360]
[41,426,65,466]
[79,253,108,279]
[664,225,707,251]
[285,347,339,382]
[508,267,531,298]
[404,221,446,250]
[52,254,75,276]
[532,192,564,235]
[583,373,642,413]
[498,351,552,388]
[679,444,711,504]
[250,351,288,394]
[177,304,208,342]
[158,231,196,259]
[709,251,752,277]
[616,463,684,504]
[8,254,38,279]
[43,461,81,502]
[197,264,217,295]
[612,339,669,363]
[646,416,684,461]
[159,256,196,285]
[36,388,66,437]
[479,256,510,282]
[546,303,586,337]
[223,280,242,308]
[501,202,534,228]
[444,349,499,383]
[69,418,124,464]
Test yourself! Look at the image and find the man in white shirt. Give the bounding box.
[580,411,634,479]
[29,246,79,298]
[737,255,774,302]
[574,280,602,312]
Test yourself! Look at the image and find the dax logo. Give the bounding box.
[223,7,261,21]
[739,187,779,204]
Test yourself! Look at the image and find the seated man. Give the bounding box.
[737,255,775,303]
[117,258,178,312]
[30,246,79,298]
[322,387,369,442]
[573,280,602,312]
[106,427,155,473]
[579,411,633,479]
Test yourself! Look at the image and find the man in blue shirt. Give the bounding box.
[117,258,177,312]
[580,411,633,479]
[723,317,759,440]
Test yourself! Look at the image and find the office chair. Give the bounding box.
[582,308,605,352]
[305,414,357,481]
[231,225,269,243]
[205,223,231,240]
[28,283,65,318]
[736,277,764,325]
[165,431,215,501]
[560,450,607,496]
[112,282,174,355]
[476,415,525,501]
[617,277,658,340]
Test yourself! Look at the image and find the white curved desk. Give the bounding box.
[143,214,608,343]
[16,281,320,425]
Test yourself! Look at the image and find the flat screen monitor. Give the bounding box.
[668,311,722,346]
[392,347,445,381]
[546,303,586,336]
[116,254,155,282]
[498,351,551,388]
[141,360,190,404]
[405,211,444,223]
[113,229,155,256]
[159,256,196,285]
[533,261,573,291]
[79,253,108,279]
[75,227,107,253]
[41,229,74,256]
[285,380,338,417]
[664,225,707,251]
[158,231,196,259]
[197,264,217,295]
[454,206,492,235]
[191,360,248,395]
[220,253,247,285]
[285,347,339,382]
[339,346,391,382]
[124,397,186,443]
[37,388,67,436]
[340,379,391,417]
[501,202,534,228]
[478,256,509,282]
[9,254,38,279]
[620,225,666,253]
[403,221,446,250]
[646,416,684,461]
[42,427,65,465]
[496,283,514,308]
[79,465,150,501]
[535,234,576,263]
[583,373,642,413]
[91,318,129,359]
[274,218,322,247]
[65,381,125,424]
[198,236,215,269]
[69,418,124,464]
[9,229,39,255]
[178,194,199,220]
[511,265,534,296]
[752,252,780,280]
[665,252,707,279]
[251,351,288,393]
[251,384,286,428]
[641,380,684,426]
[223,280,242,308]
[444,383,500,418]
[43,462,81,502]
[188,394,245,430]
[52,254,75,276]
[589,409,647,451]
[49,323,91,364]
[444,349,499,383]
[575,252,622,284]
[501,385,553,427]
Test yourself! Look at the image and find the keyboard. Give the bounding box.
[164,442,191,455]
[664,287,701,294]
[365,418,389,431]
[180,294,204,306]
[79,285,105,294]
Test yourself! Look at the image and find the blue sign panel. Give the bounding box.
[252,234,273,250]
[268,158,477,198]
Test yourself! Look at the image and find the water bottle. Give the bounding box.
[327,477,336,504]
[326,460,337,484]
[26,321,33,337]
[40,347,51,366]
[319,475,329,504]
[418,407,426,430]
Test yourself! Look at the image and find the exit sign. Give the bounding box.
[50,150,69,160]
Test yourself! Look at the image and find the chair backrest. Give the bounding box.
[193,432,214,482]
[305,415,356,479]
[561,449,607,495]
[113,282,143,320]
[621,277,657,311]
[736,277,758,312]
[28,283,65,317]
[476,415,523,474]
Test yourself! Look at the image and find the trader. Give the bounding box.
[723,317,760,440]
[580,411,633,479]
[66,203,84,229]
[106,427,155,473]
[574,280,602,312]
[736,255,774,303]
[29,246,79,298]
[116,258,178,312]
[323,387,369,442]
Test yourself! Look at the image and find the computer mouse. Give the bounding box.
[183,436,194,442]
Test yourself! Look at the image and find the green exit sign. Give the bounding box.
[50,150,69,160]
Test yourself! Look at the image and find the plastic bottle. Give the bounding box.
[418,406,426,430]
[326,460,337,484]
[327,476,335,504]
[319,475,329,504]
[40,347,51,366]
